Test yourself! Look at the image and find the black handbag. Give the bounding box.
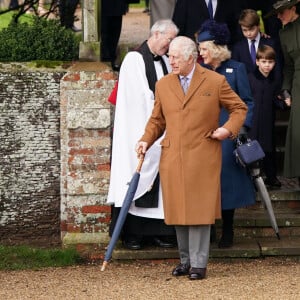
[234,137,265,167]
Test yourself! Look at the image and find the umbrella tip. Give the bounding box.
[276,233,280,240]
[101,261,108,271]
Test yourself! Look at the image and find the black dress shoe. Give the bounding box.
[153,237,176,248]
[122,239,142,250]
[111,62,120,71]
[218,232,233,248]
[189,267,206,280]
[172,263,190,276]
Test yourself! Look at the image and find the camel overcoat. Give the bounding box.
[140,64,247,225]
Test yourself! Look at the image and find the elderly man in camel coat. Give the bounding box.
[136,36,247,280]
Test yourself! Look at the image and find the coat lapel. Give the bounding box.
[183,64,206,106]
[169,74,185,103]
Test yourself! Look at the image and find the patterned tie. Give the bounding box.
[207,0,213,19]
[250,40,256,64]
[181,77,189,94]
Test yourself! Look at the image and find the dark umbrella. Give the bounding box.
[101,154,145,271]
[249,165,280,240]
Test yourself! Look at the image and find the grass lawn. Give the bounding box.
[0,11,34,30]
[0,245,83,270]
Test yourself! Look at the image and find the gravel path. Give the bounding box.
[1,8,299,300]
[1,257,299,299]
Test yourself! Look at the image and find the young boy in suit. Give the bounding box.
[232,9,282,76]
[248,45,288,188]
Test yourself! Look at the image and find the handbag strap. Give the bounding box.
[236,136,251,146]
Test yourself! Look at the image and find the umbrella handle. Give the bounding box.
[136,154,145,173]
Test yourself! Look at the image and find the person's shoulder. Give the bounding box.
[121,51,144,68]
[197,64,224,80]
[260,35,276,47]
[227,59,247,71]
[232,38,247,49]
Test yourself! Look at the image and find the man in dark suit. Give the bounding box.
[172,0,243,45]
[232,9,282,76]
[100,0,128,71]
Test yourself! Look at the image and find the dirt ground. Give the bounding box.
[0,8,299,300]
[0,257,299,299]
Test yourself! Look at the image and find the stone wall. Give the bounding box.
[0,64,64,246]
[60,62,115,247]
[0,62,115,247]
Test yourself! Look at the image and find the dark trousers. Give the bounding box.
[262,150,278,180]
[9,0,19,9]
[109,206,176,242]
[59,0,79,28]
[100,15,123,62]
[222,209,235,234]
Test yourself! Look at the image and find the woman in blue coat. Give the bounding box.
[197,20,256,248]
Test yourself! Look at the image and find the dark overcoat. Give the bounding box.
[248,68,283,152]
[140,64,248,225]
[203,60,256,210]
[279,17,300,177]
[102,0,127,16]
[172,0,242,43]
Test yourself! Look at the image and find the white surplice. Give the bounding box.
[107,51,171,219]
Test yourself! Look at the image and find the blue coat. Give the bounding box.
[202,59,256,209]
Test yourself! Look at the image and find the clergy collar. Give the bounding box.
[153,54,162,61]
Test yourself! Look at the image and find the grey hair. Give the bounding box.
[170,36,198,61]
[150,19,179,36]
[204,41,231,62]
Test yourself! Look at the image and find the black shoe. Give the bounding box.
[111,61,120,71]
[189,267,206,280]
[172,263,190,276]
[218,232,233,248]
[152,237,176,248]
[264,177,281,188]
[122,239,142,250]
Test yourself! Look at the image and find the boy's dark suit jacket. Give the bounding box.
[231,36,283,78]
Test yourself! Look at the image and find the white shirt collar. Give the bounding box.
[248,32,261,46]
[180,64,196,82]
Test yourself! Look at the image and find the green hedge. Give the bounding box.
[0,17,80,61]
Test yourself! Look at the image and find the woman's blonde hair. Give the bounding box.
[204,41,231,62]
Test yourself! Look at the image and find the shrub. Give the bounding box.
[0,17,80,61]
